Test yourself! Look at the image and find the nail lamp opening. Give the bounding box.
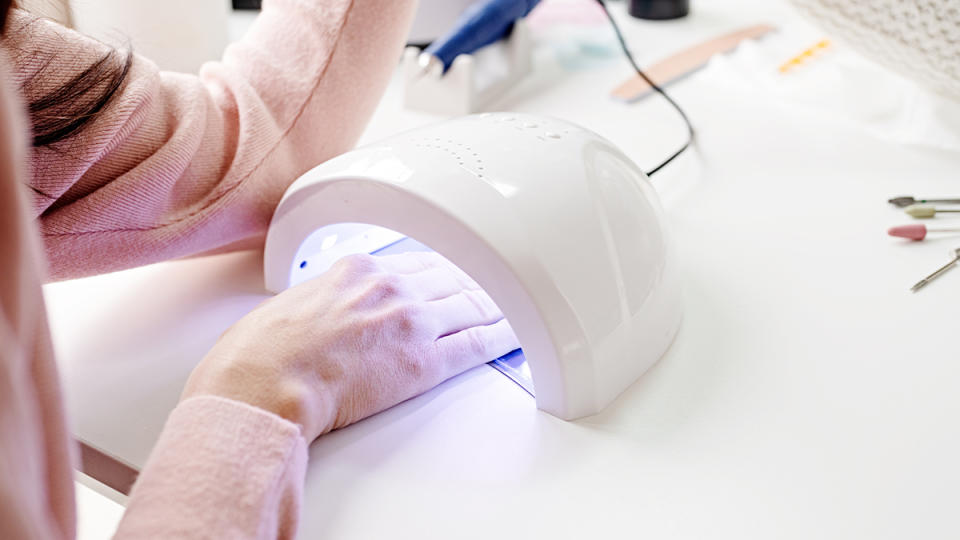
[263,113,682,421]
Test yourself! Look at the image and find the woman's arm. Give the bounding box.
[114,397,308,539]
[117,251,517,538]
[0,51,76,540]
[2,0,416,280]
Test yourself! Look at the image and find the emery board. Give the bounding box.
[611,24,776,102]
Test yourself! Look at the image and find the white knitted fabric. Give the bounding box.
[790,0,960,99]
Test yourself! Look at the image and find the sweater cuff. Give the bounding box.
[115,395,308,539]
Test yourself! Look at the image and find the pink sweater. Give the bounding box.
[0,0,414,538]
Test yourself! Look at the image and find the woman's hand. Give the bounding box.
[182,251,519,442]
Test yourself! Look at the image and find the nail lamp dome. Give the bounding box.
[263,113,681,420]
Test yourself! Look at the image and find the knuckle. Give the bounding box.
[464,326,491,356]
[373,273,405,298]
[391,302,425,336]
[367,302,427,338]
[354,274,406,307]
[464,289,498,320]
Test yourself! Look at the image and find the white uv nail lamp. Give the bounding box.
[263,113,681,420]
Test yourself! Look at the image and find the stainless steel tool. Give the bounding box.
[911,248,960,292]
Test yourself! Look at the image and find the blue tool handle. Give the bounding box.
[423,0,540,72]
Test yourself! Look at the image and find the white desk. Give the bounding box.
[48,1,960,538]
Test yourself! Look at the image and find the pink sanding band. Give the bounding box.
[888,224,927,240]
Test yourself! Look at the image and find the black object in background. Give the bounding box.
[628,0,688,20]
[232,0,261,10]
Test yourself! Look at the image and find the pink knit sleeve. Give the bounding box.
[0,52,77,540]
[115,396,308,539]
[2,0,416,280]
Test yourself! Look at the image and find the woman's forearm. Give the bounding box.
[2,0,416,280]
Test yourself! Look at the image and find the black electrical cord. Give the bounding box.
[595,0,695,177]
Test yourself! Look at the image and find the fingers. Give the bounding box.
[402,265,480,301]
[428,288,504,338]
[375,251,482,301]
[434,319,521,376]
[374,251,449,274]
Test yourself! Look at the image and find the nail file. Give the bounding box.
[610,23,776,103]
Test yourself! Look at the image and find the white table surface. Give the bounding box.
[48,1,960,538]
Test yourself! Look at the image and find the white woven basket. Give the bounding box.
[791,0,960,99]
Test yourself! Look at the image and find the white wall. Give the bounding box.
[17,0,72,26]
[69,0,231,73]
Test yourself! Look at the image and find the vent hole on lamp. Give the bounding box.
[290,222,535,398]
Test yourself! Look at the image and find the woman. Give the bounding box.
[0,0,518,538]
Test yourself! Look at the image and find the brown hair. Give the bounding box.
[2,0,132,147]
[0,0,11,31]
